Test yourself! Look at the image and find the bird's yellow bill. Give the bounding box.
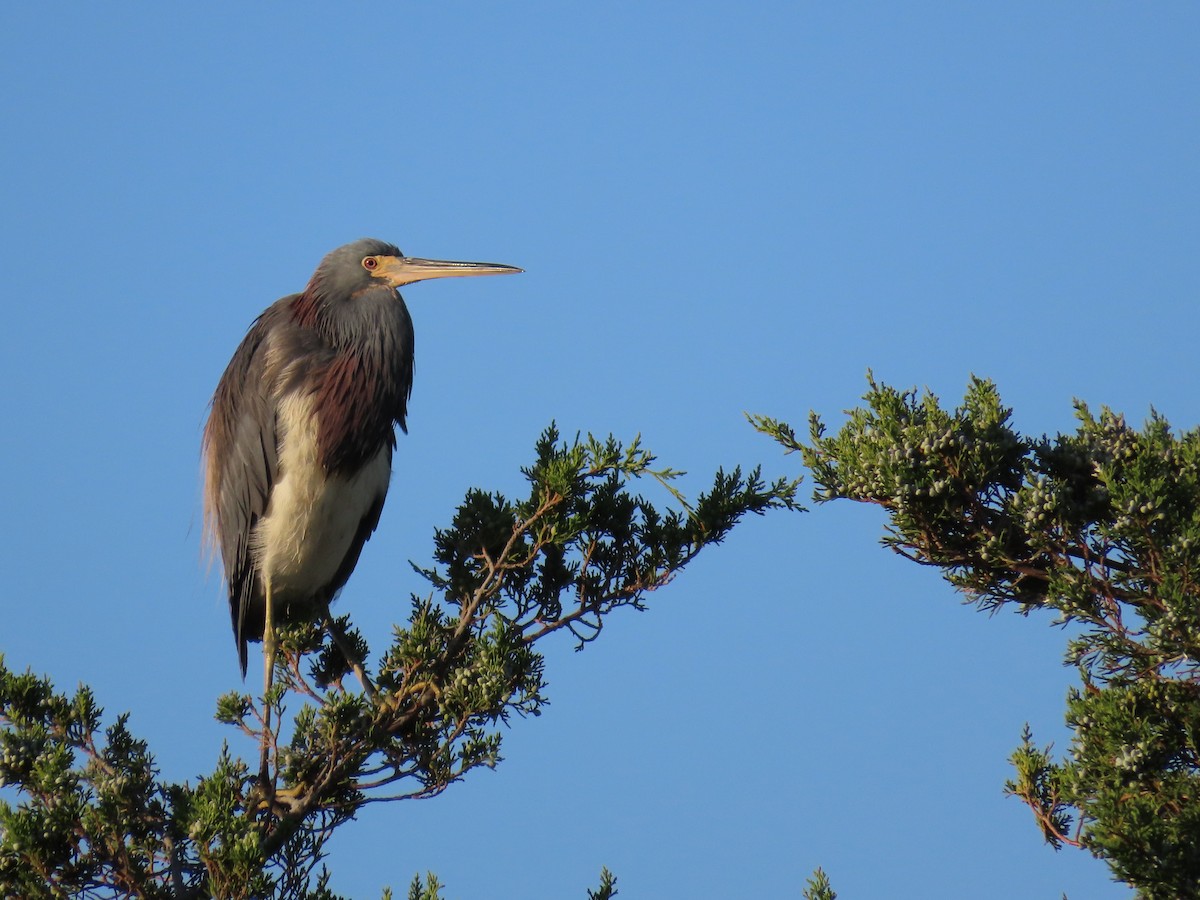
[374,255,522,287]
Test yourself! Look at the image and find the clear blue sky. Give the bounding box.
[1,4,1195,897]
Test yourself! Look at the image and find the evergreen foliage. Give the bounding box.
[755,376,1200,898]
[802,867,836,900]
[0,426,797,898]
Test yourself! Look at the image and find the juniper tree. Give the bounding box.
[0,426,797,899]
[755,377,1200,899]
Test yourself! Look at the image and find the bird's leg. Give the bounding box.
[260,577,277,787]
[321,608,376,701]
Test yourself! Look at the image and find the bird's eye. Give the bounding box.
[362,257,379,270]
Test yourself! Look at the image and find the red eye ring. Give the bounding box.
[362,257,379,270]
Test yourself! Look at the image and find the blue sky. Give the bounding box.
[1,4,1196,897]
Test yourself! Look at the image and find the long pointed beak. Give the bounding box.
[376,255,522,288]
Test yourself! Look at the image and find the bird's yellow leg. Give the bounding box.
[263,578,277,697]
[260,577,276,784]
[384,679,441,713]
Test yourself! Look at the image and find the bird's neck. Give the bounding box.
[289,289,414,475]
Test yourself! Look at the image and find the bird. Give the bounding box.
[203,238,521,695]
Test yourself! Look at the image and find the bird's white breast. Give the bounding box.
[253,392,391,611]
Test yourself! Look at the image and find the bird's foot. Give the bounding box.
[383,679,441,713]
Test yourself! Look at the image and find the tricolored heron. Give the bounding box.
[203,238,521,699]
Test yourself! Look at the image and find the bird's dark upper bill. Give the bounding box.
[376,256,522,287]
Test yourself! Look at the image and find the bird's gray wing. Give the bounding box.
[204,298,308,676]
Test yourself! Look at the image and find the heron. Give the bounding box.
[203,238,521,701]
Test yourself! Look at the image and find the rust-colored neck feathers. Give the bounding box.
[289,284,414,476]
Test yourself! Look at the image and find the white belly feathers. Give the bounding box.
[252,392,391,608]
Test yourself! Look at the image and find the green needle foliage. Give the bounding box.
[755,375,1200,899]
[0,425,797,899]
[585,867,617,900]
[802,867,836,900]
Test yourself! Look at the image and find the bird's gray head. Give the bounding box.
[307,237,523,303]
[308,238,405,301]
